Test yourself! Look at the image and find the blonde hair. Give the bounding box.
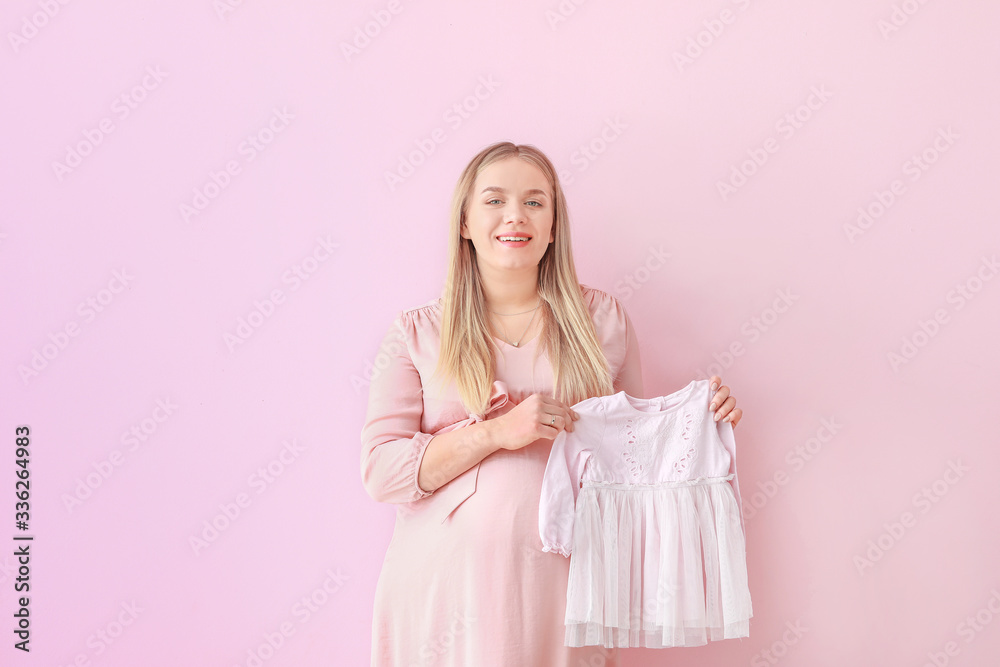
[429,141,615,416]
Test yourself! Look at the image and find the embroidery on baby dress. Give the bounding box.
[617,416,658,481]
[670,407,703,475]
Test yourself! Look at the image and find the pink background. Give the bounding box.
[2,1,999,665]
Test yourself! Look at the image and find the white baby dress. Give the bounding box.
[538,378,753,648]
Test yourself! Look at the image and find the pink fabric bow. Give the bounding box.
[469,379,512,423]
[422,380,513,524]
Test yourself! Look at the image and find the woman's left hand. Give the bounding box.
[708,375,742,429]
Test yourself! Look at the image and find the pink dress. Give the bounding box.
[360,285,643,666]
[538,379,753,648]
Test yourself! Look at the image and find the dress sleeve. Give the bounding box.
[359,310,436,505]
[715,417,746,535]
[583,285,644,398]
[538,399,606,557]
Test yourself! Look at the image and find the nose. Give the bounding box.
[503,201,528,224]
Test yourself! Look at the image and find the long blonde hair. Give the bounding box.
[429,141,615,416]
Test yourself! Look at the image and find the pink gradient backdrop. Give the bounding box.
[2,1,999,665]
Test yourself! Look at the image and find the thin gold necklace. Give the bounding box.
[490,301,541,347]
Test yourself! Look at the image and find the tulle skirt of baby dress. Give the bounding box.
[564,475,753,648]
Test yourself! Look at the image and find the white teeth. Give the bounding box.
[498,236,529,241]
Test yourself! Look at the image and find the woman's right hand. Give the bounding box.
[491,393,579,451]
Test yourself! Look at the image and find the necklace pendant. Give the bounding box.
[513,342,518,347]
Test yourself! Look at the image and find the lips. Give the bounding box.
[496,235,532,241]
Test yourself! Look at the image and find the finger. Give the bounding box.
[542,411,575,433]
[709,385,731,412]
[709,375,723,393]
[714,396,737,422]
[539,396,579,422]
[556,404,577,429]
[563,407,575,431]
[725,407,742,427]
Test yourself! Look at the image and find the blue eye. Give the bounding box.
[486,198,542,207]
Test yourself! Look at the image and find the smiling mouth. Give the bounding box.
[497,235,531,242]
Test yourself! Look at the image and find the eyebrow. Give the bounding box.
[480,186,549,198]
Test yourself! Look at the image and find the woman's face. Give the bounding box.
[460,157,555,275]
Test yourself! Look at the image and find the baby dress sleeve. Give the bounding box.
[715,417,747,534]
[538,399,607,557]
[359,310,436,505]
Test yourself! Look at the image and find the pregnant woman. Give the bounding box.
[361,140,742,666]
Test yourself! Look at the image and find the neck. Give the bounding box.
[478,263,540,313]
